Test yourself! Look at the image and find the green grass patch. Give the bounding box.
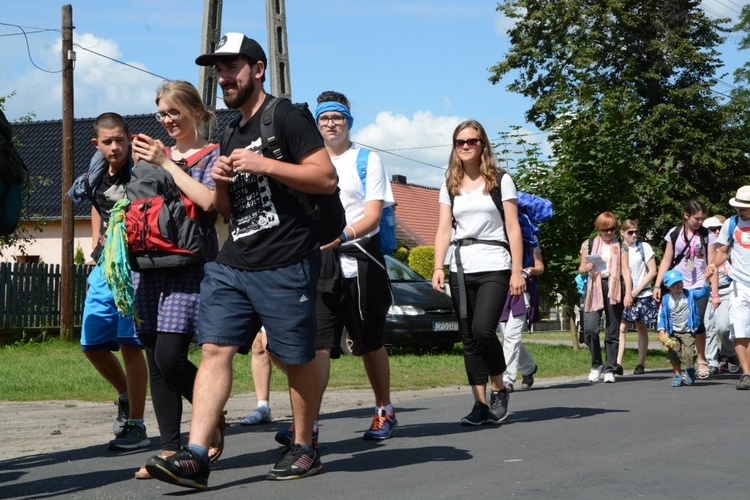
[0,333,671,401]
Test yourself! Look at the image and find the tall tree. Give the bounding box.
[490,0,748,322]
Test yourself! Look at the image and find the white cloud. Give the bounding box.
[353,110,465,188]
[3,33,157,121]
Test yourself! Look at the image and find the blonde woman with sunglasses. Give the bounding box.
[616,220,657,375]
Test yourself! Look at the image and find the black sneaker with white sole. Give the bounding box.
[487,389,509,424]
[266,445,322,480]
[146,447,210,490]
[460,401,489,426]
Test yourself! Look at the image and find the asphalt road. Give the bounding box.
[2,369,748,500]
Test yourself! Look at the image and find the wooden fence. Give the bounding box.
[0,262,92,330]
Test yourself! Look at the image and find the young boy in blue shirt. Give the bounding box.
[656,269,711,387]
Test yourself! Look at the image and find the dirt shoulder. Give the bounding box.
[0,386,464,461]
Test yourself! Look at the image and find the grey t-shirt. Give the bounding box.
[669,294,690,333]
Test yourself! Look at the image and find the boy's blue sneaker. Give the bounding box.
[684,368,696,386]
[363,408,398,440]
[671,375,684,387]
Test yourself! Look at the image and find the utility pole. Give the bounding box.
[198,0,222,139]
[265,0,291,100]
[60,5,74,340]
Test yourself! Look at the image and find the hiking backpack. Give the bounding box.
[220,96,346,246]
[124,159,210,270]
[355,147,397,255]
[0,110,28,236]
[448,171,553,268]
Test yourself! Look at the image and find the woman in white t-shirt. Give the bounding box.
[432,119,525,426]
[616,219,657,375]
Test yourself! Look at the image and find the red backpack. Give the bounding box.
[125,148,216,270]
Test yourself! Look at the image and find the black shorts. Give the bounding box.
[316,276,386,357]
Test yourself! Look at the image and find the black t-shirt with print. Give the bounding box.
[91,164,131,262]
[216,95,325,270]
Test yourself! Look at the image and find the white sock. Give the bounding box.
[377,404,393,415]
[257,400,269,409]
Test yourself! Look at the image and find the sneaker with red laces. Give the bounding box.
[274,422,319,448]
[363,408,397,440]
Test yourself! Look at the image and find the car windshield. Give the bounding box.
[384,256,428,282]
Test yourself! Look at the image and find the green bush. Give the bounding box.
[74,245,85,266]
[392,246,409,264]
[409,246,435,278]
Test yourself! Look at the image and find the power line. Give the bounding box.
[73,44,169,81]
[0,22,61,74]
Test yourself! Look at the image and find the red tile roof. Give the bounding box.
[391,178,441,248]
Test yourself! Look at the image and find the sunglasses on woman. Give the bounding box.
[454,138,483,148]
[625,230,639,235]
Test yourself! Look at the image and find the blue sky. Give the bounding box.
[1,0,747,188]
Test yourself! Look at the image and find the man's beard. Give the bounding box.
[222,80,255,109]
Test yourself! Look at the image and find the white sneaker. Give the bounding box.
[240,405,273,425]
[603,372,616,383]
[588,365,603,383]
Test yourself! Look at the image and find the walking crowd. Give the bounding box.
[66,32,750,491]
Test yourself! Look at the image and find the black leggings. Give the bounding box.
[140,333,197,452]
[450,270,509,386]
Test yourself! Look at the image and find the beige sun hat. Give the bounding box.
[729,186,750,208]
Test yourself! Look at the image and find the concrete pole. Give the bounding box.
[198,0,222,139]
[265,0,291,100]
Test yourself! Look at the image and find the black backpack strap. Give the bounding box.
[219,115,242,154]
[452,237,510,320]
[261,96,284,160]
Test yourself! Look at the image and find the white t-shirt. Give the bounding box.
[626,241,655,298]
[439,173,518,273]
[332,144,395,278]
[717,216,750,287]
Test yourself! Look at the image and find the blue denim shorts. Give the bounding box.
[80,266,139,352]
[199,254,320,365]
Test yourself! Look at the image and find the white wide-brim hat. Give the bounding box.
[729,186,750,208]
[703,216,723,229]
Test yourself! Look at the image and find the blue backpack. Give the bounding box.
[356,147,397,255]
[726,215,739,246]
[449,171,553,268]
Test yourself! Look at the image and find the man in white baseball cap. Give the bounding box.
[195,32,268,67]
[145,32,337,488]
[705,186,750,390]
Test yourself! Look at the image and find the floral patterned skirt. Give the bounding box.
[622,295,658,324]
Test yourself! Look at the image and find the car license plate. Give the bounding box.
[433,321,458,332]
